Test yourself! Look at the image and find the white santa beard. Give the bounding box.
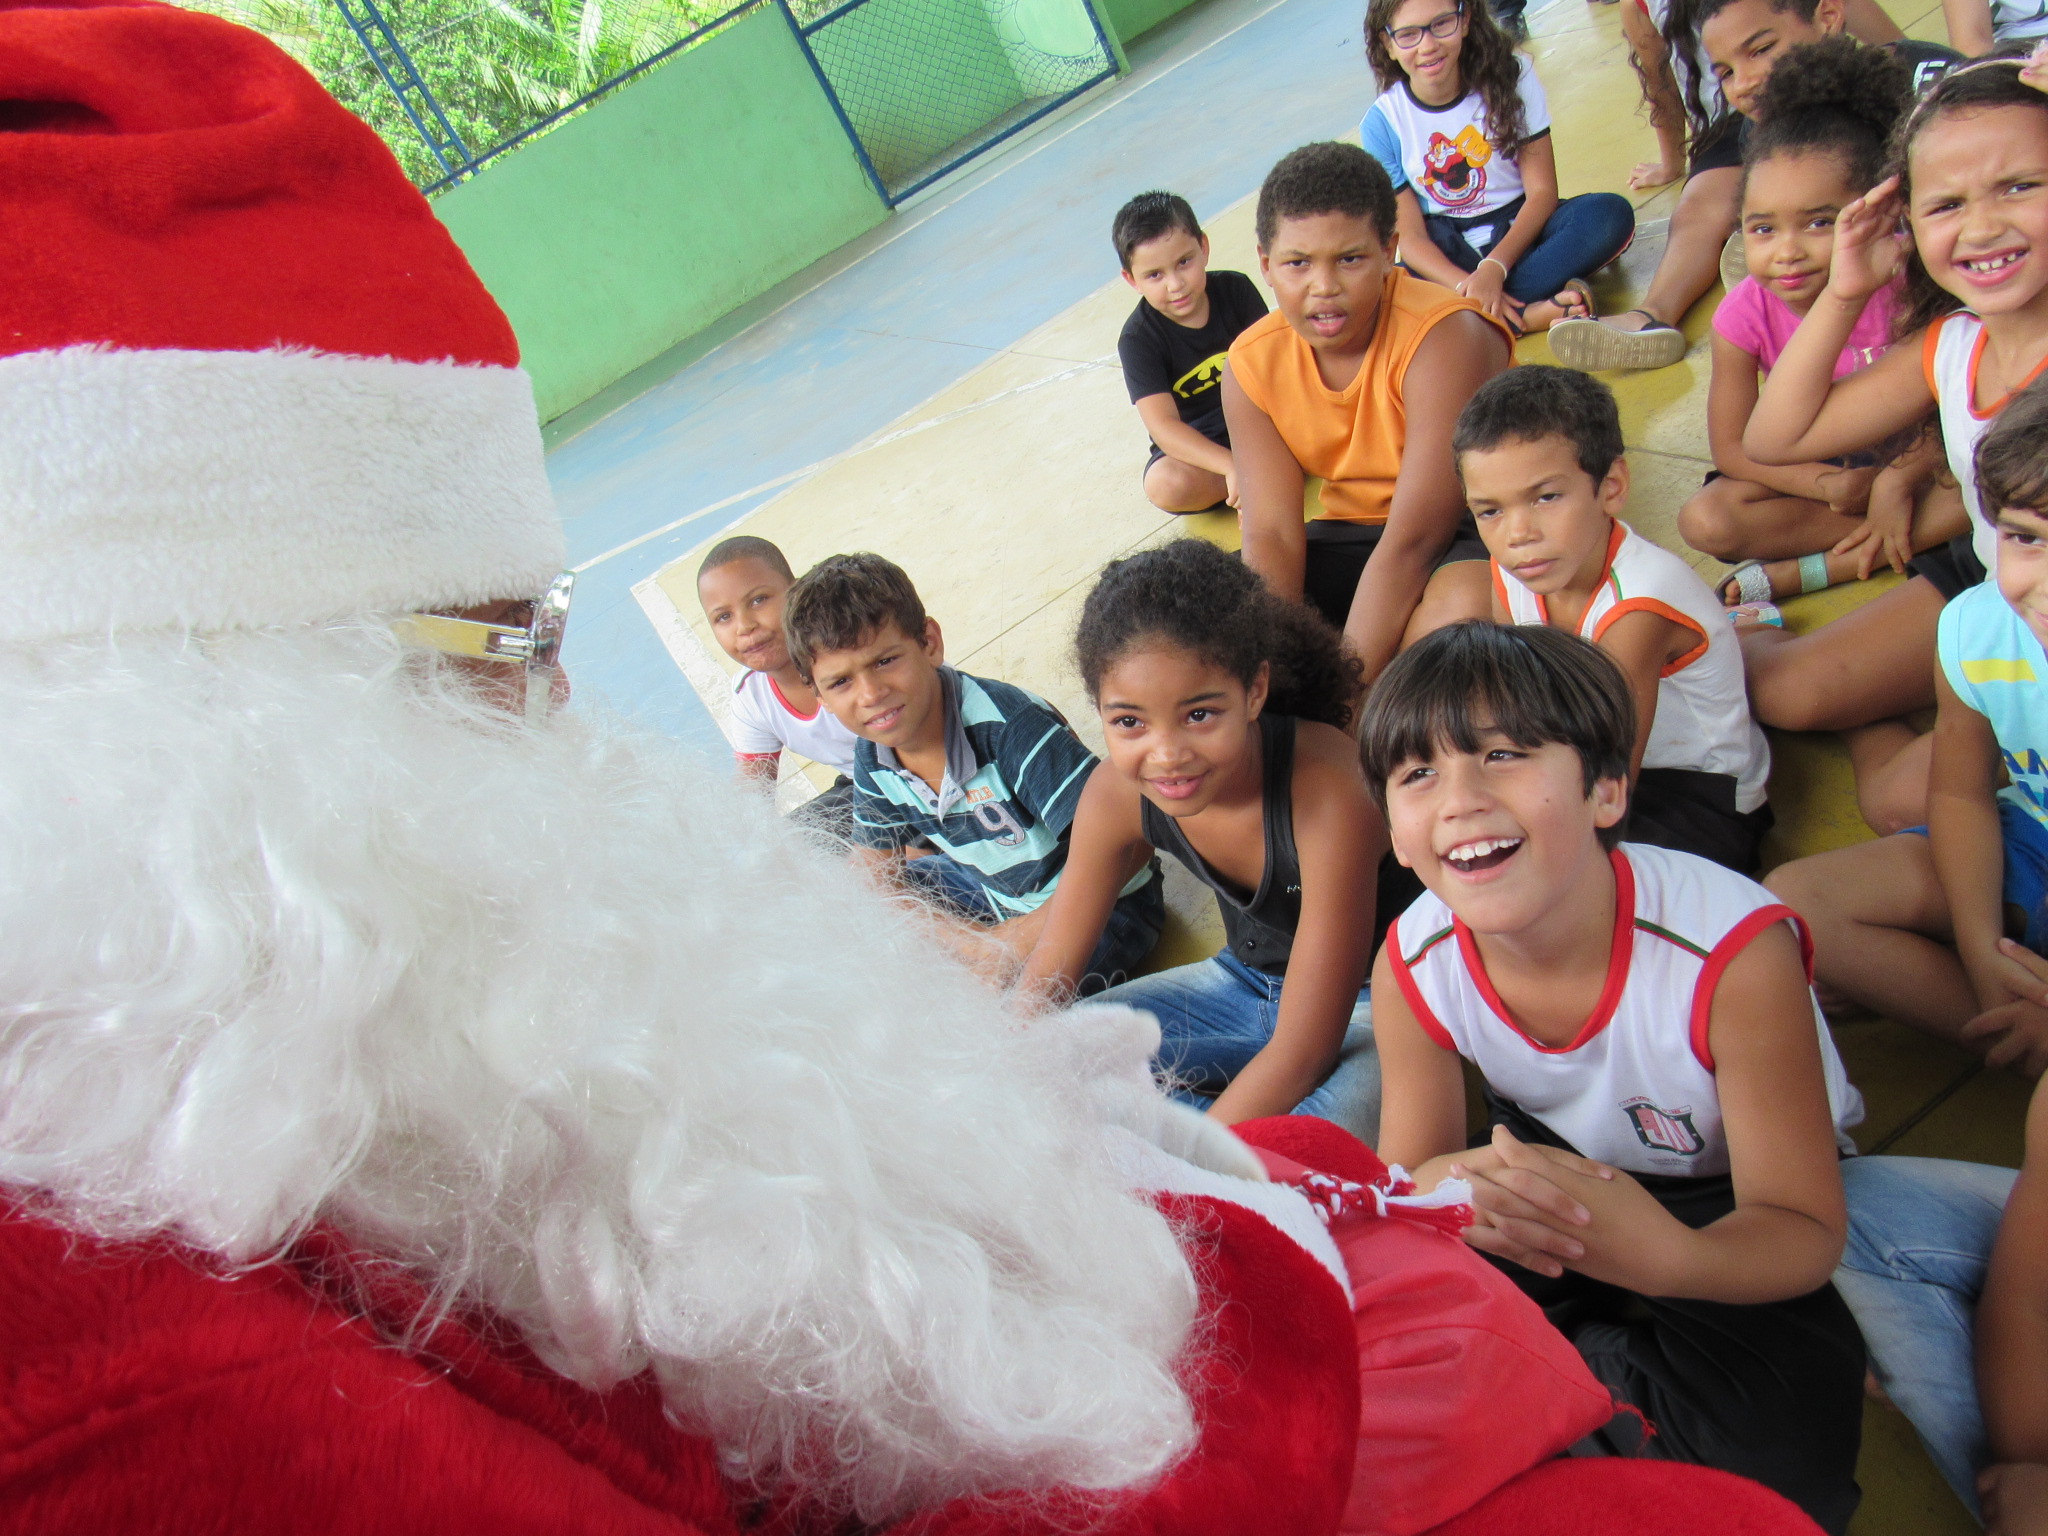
[0,619,1197,1519]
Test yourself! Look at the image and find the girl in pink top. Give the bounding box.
[1676,41,1966,608]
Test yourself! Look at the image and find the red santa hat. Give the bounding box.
[0,0,565,642]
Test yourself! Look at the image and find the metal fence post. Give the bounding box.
[329,0,474,182]
[771,0,892,207]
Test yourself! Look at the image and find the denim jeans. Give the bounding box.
[1835,1154,2019,1520]
[900,850,1165,995]
[1093,947,1380,1142]
[1423,191,1638,305]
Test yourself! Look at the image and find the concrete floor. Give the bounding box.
[556,0,2020,1526]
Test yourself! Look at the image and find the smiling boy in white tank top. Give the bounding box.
[1361,620,1866,1534]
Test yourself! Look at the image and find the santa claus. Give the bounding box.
[0,2,1826,1531]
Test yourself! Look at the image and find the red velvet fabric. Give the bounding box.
[0,0,519,365]
[0,1145,1823,1536]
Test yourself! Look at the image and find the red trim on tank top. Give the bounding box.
[1686,903,1811,1072]
[1452,848,1636,1054]
[768,676,820,722]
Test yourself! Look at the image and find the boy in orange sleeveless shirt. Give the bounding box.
[1224,141,1514,680]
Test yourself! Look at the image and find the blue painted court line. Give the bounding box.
[549,0,1381,754]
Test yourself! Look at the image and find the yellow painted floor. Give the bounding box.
[636,0,2015,1526]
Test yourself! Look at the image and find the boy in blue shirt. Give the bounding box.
[1113,192,1268,514]
[1769,378,2048,1078]
[783,552,1163,992]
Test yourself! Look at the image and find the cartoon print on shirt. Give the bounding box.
[1422,125,1494,211]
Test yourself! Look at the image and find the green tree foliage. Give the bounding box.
[183,0,740,186]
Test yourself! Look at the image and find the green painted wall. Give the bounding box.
[434,6,888,422]
[1095,0,1196,46]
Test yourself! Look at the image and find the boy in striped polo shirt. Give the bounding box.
[784,553,1163,991]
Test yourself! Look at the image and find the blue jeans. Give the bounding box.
[1423,191,1638,305]
[1093,948,1380,1142]
[1835,1154,2019,1520]
[901,850,1165,995]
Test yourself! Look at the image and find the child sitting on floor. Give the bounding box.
[697,535,861,836]
[1459,366,1773,872]
[1360,0,1635,336]
[1768,381,2048,1077]
[1019,539,1383,1138]
[1362,620,1867,1533]
[1113,192,1269,514]
[783,552,1164,991]
[1225,140,1513,677]
[1678,40,1962,606]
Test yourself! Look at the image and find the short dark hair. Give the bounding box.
[1112,191,1203,271]
[1359,621,1635,850]
[1977,375,2048,522]
[697,534,793,583]
[1452,366,1626,483]
[781,552,928,681]
[1255,142,1397,250]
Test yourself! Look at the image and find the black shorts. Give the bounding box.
[1907,530,1988,602]
[1687,114,1747,176]
[1300,516,1489,633]
[1627,766,1772,876]
[1484,1091,1866,1535]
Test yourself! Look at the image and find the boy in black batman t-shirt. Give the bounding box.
[1113,191,1268,514]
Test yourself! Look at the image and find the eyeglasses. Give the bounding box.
[1386,5,1462,48]
[397,571,575,726]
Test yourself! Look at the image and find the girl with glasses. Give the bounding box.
[1361,0,1637,335]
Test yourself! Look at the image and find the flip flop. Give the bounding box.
[1547,309,1689,372]
[1556,279,1595,320]
[1719,230,1748,293]
[1726,601,1784,630]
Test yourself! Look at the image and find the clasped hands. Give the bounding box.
[1448,1123,1683,1292]
[1963,936,2048,1079]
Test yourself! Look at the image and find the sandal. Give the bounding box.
[1557,279,1594,319]
[1727,601,1784,630]
[1714,552,1833,608]
[1547,309,1689,371]
[1719,229,1748,294]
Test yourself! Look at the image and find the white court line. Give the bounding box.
[575,357,1109,573]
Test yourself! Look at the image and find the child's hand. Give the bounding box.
[2021,40,2048,97]
[1224,465,1240,510]
[1457,260,1511,321]
[1832,463,1916,578]
[1449,1124,1614,1279]
[1630,156,1683,191]
[1829,176,1910,303]
[1963,999,2048,1077]
[1480,1127,1689,1292]
[1980,1460,2048,1535]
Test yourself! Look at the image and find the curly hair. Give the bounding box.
[1255,141,1399,249]
[1363,0,1529,158]
[1745,37,1910,190]
[1075,540,1366,732]
[1887,53,2048,340]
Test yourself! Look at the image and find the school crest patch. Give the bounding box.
[1620,1098,1705,1157]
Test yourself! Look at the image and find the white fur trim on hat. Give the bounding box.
[0,346,566,641]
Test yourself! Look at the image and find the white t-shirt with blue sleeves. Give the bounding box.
[1360,53,1550,240]
[1940,580,2048,832]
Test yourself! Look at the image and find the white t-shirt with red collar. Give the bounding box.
[1388,842,1863,1177]
[1494,518,1770,814]
[727,668,859,774]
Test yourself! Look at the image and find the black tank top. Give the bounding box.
[1139,713,1302,975]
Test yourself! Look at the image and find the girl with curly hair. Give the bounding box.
[1020,539,1384,1137]
[1360,0,1636,334]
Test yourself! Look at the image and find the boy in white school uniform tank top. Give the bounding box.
[1456,367,1773,872]
[1362,621,1867,1535]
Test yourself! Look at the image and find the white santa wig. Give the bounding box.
[0,618,1206,1520]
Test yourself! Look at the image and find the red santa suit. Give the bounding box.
[0,3,1824,1532]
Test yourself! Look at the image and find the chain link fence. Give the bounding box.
[186,0,1116,200]
[783,0,1116,200]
